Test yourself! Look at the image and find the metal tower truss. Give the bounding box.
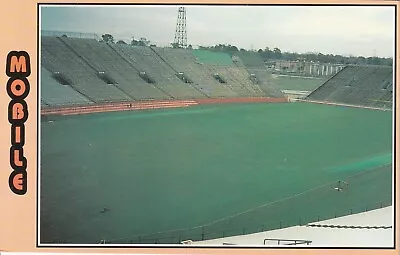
[174,7,188,48]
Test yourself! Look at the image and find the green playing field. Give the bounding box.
[40,102,392,244]
[269,74,326,91]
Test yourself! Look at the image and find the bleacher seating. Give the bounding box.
[246,68,286,98]
[59,37,171,100]
[307,65,393,109]
[41,36,390,110]
[41,36,131,103]
[41,67,93,106]
[205,66,255,97]
[110,44,206,99]
[191,50,268,96]
[223,66,266,96]
[40,36,291,107]
[152,48,238,98]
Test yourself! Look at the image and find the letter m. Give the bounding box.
[6,51,31,77]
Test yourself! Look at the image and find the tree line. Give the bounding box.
[99,34,392,66]
[100,34,153,47]
[198,44,393,66]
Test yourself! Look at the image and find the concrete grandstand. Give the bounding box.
[40,35,393,246]
[232,51,288,98]
[306,65,393,110]
[40,36,287,107]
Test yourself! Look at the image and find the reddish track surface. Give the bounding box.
[196,97,287,104]
[41,97,288,116]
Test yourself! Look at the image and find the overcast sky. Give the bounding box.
[40,5,395,58]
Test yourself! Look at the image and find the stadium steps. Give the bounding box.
[111,45,206,99]
[148,47,210,98]
[105,44,174,100]
[307,65,393,109]
[152,48,238,98]
[231,59,267,94]
[189,50,264,97]
[246,68,286,98]
[224,66,266,96]
[205,65,253,97]
[231,53,276,97]
[232,52,286,97]
[371,75,393,109]
[57,37,136,101]
[307,66,350,101]
[58,37,171,101]
[62,37,171,100]
[41,66,94,106]
[41,36,131,103]
[358,67,393,108]
[231,56,248,69]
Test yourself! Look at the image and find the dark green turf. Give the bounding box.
[40,102,392,244]
[269,75,326,91]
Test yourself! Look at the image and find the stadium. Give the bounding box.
[39,6,394,247]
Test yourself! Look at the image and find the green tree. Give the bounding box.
[138,37,150,46]
[131,37,139,46]
[171,42,180,48]
[101,34,114,43]
[273,47,282,59]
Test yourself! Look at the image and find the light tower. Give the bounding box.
[173,7,187,48]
